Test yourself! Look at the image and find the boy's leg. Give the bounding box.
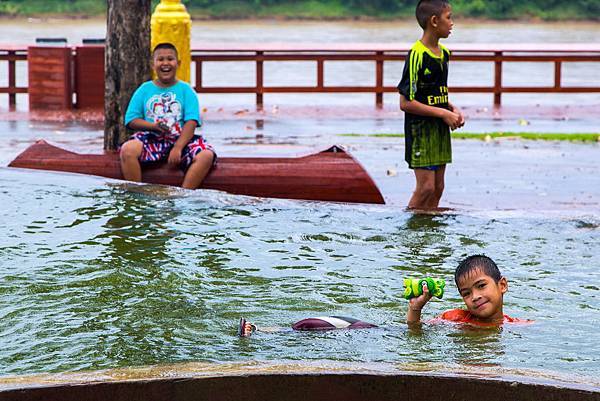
[182,149,215,189]
[427,165,446,208]
[119,139,144,182]
[408,168,436,210]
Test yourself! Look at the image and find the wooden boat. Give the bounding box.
[8,140,385,204]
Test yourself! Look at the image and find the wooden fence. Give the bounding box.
[1,43,600,110]
[0,46,27,110]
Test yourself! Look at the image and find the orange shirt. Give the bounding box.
[432,308,531,327]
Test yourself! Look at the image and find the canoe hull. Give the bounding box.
[8,140,385,204]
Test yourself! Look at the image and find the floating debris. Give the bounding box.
[518,118,530,126]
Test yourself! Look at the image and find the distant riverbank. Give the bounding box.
[0,0,598,21]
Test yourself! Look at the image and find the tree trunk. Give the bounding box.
[104,0,152,151]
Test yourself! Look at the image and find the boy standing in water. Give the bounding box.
[408,255,527,326]
[398,0,464,210]
[120,43,215,189]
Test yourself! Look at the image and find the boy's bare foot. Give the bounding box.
[237,317,256,337]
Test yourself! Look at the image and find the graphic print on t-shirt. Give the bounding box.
[145,92,183,136]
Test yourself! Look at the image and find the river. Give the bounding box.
[0,18,599,390]
[1,18,599,111]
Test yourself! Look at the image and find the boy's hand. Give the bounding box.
[442,109,462,131]
[168,146,183,166]
[406,282,433,324]
[450,105,466,128]
[409,282,433,311]
[152,121,170,135]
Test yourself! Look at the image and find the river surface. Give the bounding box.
[0,154,599,385]
[1,19,599,110]
[0,117,599,387]
[0,19,599,389]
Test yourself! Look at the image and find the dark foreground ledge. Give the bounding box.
[0,372,598,401]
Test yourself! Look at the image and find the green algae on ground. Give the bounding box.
[339,132,600,142]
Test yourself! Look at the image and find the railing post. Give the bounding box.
[554,60,562,90]
[493,51,502,106]
[256,51,264,111]
[8,51,16,110]
[317,58,324,89]
[375,51,384,108]
[8,50,17,111]
[195,59,202,91]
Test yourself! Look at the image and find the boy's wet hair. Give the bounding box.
[455,255,502,285]
[416,0,450,30]
[152,42,178,58]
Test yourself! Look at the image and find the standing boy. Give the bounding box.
[398,0,464,210]
[120,43,215,189]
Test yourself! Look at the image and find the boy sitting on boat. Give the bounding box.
[120,42,215,189]
[239,255,528,337]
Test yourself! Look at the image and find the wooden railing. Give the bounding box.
[1,43,600,110]
[0,46,27,110]
[190,43,600,108]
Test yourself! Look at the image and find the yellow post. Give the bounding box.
[151,0,192,82]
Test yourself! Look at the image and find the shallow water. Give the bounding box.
[0,165,599,381]
[0,117,599,382]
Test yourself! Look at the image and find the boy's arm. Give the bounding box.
[167,120,198,165]
[127,118,170,134]
[168,83,202,165]
[406,283,432,324]
[124,83,168,133]
[448,101,465,128]
[400,94,462,130]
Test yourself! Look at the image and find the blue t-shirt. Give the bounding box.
[124,80,201,136]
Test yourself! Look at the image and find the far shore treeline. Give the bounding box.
[0,0,598,20]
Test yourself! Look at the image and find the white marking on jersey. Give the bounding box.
[315,316,351,329]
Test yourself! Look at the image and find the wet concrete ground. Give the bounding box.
[0,105,598,213]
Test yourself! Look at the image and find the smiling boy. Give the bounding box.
[238,255,526,337]
[407,255,528,326]
[120,43,215,189]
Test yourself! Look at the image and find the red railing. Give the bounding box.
[0,46,27,110]
[1,43,600,110]
[190,43,600,108]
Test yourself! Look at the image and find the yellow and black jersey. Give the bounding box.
[397,40,452,169]
[398,40,450,113]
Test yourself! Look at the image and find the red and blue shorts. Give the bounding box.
[127,131,215,170]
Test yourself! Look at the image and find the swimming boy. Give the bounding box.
[120,42,215,189]
[398,0,465,210]
[240,255,525,336]
[408,255,526,326]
